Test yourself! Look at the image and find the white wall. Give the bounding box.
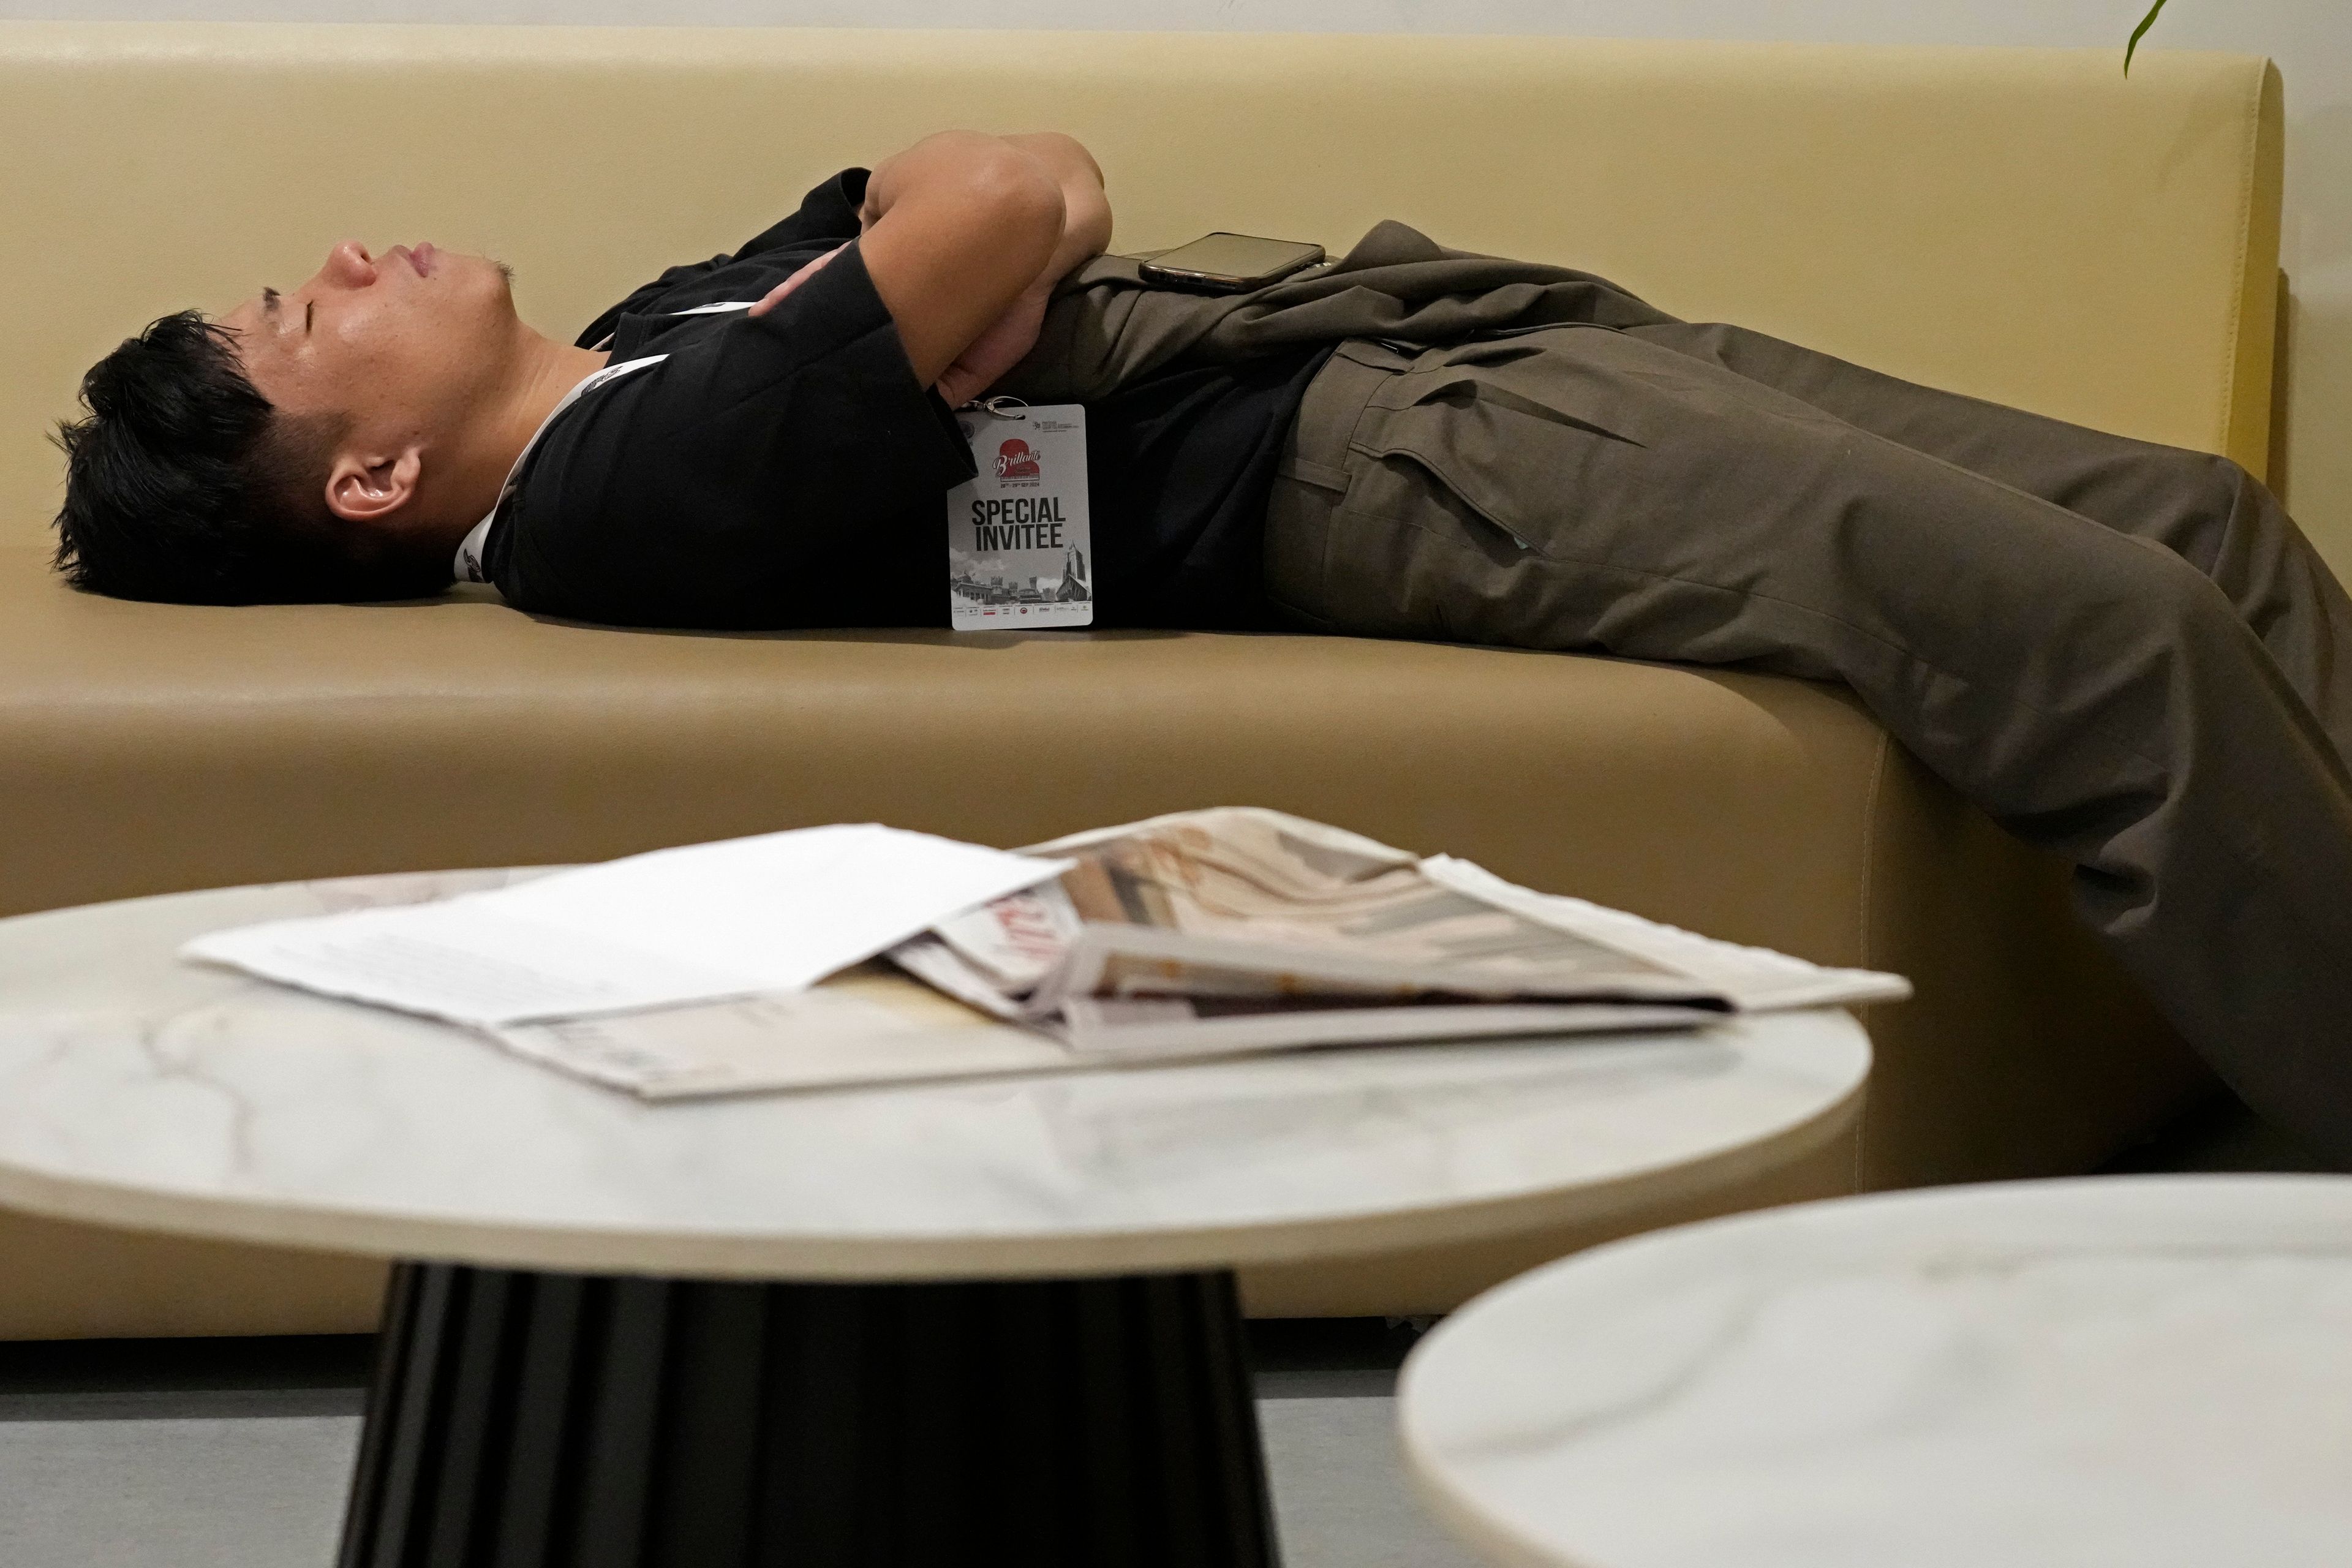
[10,0,2349,570]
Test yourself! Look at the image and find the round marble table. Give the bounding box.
[1400,1174,2352,1568]
[0,871,1871,1568]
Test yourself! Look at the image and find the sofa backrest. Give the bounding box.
[0,24,2282,551]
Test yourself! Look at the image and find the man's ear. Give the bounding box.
[324,446,424,528]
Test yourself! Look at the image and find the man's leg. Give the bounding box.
[1268,332,2352,1163]
[1622,320,2352,750]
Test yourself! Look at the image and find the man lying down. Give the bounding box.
[51,129,2352,1164]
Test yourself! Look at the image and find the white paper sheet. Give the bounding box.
[183,824,1068,1027]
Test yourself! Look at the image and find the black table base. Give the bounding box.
[337,1262,1280,1568]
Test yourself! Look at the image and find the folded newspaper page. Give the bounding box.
[886,807,1909,1062]
[488,982,1705,1101]
[489,964,1083,1099]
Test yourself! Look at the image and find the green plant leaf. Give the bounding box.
[2125,0,2169,75]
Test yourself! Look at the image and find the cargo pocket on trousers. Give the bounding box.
[1348,381,1643,562]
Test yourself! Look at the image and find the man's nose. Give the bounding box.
[319,240,377,290]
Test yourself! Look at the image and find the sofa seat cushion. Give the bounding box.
[2,548,1891,953]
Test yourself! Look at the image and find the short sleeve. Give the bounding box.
[573,168,870,351]
[671,238,974,519]
[726,168,869,259]
[701,237,919,396]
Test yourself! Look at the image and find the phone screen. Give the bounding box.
[1145,233,1324,285]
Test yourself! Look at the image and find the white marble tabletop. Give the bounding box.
[1400,1174,2352,1568]
[0,871,1868,1281]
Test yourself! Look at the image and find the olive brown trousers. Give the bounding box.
[1265,327,2352,1166]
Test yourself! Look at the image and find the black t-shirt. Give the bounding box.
[1086,346,1329,630]
[485,169,1326,631]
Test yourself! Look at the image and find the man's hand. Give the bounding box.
[933,284,1049,407]
[745,241,847,318]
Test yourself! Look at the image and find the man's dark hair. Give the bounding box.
[53,312,448,604]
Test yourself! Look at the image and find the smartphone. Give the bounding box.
[1137,233,1327,293]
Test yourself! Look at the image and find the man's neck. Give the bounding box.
[434,330,610,551]
[489,331,612,495]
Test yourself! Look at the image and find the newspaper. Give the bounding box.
[884,807,1909,1060]
[486,965,1703,1101]
[199,809,1908,1101]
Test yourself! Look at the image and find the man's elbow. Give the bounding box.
[965,145,1067,263]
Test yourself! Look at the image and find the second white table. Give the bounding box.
[1401,1174,2352,1568]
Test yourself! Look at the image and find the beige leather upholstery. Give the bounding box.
[0,552,2210,1331]
[0,26,2272,1334]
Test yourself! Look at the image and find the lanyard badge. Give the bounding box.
[946,401,1093,630]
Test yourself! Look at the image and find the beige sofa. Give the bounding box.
[0,26,2282,1337]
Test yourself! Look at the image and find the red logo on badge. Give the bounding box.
[995,438,1041,480]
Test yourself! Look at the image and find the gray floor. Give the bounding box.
[0,1324,1480,1568]
[0,1096,2322,1568]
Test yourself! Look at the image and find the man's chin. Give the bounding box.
[484,257,523,322]
[453,252,522,324]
